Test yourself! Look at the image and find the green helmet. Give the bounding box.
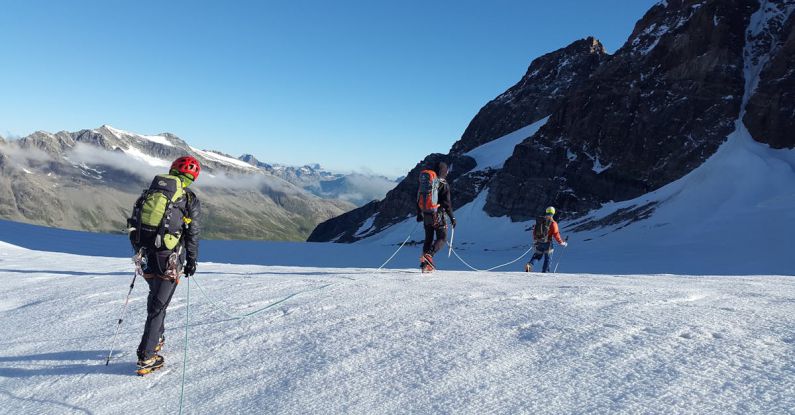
[545,206,556,216]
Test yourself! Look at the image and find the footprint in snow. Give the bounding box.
[516,323,545,343]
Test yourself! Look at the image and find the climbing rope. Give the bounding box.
[371,221,535,273]
[446,241,535,272]
[175,274,336,414]
[190,274,333,321]
[376,222,419,271]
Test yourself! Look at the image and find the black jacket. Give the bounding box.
[182,188,201,263]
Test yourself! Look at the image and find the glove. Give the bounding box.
[450,217,457,228]
[416,214,423,222]
[561,241,568,247]
[184,258,197,277]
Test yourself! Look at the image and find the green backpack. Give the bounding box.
[128,174,186,251]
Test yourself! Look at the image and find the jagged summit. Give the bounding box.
[450,36,608,155]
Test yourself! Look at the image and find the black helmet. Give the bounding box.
[436,161,449,179]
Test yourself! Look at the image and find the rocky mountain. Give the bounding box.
[238,154,397,206]
[309,0,795,243]
[450,37,608,155]
[0,125,355,240]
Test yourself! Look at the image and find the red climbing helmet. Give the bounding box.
[171,156,201,180]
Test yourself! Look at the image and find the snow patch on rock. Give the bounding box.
[464,117,549,172]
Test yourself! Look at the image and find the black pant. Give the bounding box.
[137,277,178,359]
[422,212,448,256]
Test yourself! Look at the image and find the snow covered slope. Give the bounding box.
[0,242,793,414]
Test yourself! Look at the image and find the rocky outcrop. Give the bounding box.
[486,0,752,220]
[17,131,75,154]
[450,37,607,154]
[743,1,795,148]
[308,200,381,243]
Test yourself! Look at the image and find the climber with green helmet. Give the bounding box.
[525,206,567,273]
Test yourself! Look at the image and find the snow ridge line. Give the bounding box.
[190,275,335,321]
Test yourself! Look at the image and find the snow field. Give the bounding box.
[0,243,793,414]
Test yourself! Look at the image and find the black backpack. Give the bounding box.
[533,216,552,243]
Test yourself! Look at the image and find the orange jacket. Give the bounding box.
[534,219,564,244]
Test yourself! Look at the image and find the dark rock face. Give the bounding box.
[308,200,380,243]
[450,37,608,155]
[744,2,795,148]
[486,0,753,220]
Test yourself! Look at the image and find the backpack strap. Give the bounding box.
[131,189,153,246]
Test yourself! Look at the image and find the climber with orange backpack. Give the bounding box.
[416,161,456,273]
[524,206,568,273]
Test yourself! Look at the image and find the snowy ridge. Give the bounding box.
[121,144,170,167]
[191,147,259,170]
[102,125,175,147]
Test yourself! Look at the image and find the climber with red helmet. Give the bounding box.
[126,155,202,375]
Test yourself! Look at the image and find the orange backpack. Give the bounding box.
[417,169,441,213]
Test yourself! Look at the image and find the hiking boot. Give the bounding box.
[421,254,435,273]
[423,253,434,267]
[136,354,165,376]
[420,255,430,273]
[525,263,533,272]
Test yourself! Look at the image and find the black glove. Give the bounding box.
[184,258,197,277]
[450,217,457,228]
[416,213,423,222]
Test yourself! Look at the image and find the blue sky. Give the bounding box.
[0,0,657,177]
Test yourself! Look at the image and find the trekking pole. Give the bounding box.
[553,236,569,274]
[105,250,143,365]
[178,273,190,415]
[448,226,455,258]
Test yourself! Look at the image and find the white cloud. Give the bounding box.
[0,141,53,171]
[66,143,157,179]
